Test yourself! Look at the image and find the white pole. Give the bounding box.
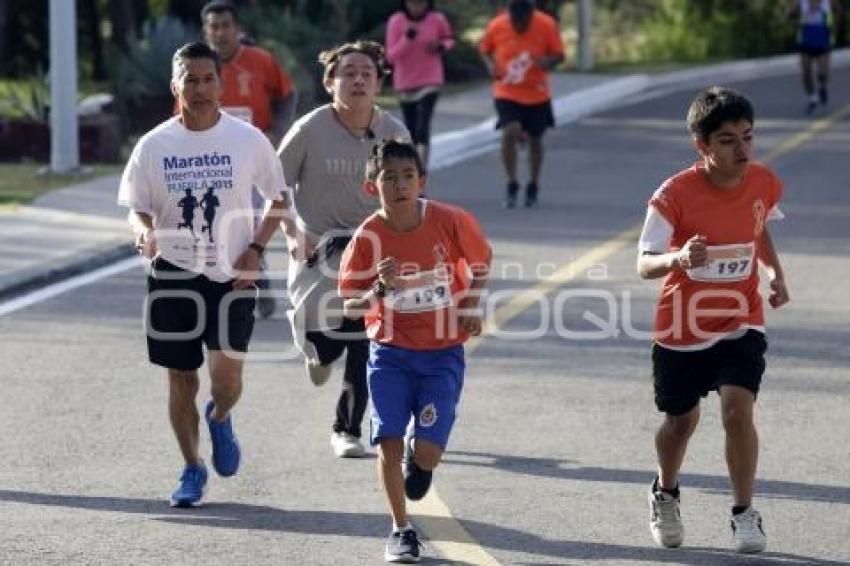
[49,0,79,173]
[578,0,594,71]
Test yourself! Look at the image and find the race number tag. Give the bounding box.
[387,267,453,313]
[222,106,253,124]
[686,242,755,282]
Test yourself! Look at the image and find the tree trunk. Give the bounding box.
[0,0,9,64]
[109,0,136,52]
[83,0,107,80]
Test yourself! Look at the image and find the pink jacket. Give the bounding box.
[386,10,455,92]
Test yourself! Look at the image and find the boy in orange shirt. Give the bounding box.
[480,0,564,208]
[637,87,790,554]
[339,140,491,563]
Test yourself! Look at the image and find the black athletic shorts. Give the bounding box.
[799,45,831,57]
[145,258,256,370]
[494,98,555,138]
[652,329,767,416]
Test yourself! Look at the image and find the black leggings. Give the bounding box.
[400,91,439,146]
[306,317,369,438]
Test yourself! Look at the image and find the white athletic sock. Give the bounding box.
[393,521,413,533]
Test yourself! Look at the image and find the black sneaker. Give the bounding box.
[524,182,539,208]
[403,436,433,501]
[806,100,817,115]
[819,87,829,106]
[503,181,519,209]
[255,277,276,319]
[385,527,422,563]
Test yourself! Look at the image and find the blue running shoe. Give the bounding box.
[170,463,208,508]
[205,400,241,477]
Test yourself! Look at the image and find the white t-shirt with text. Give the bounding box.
[118,112,286,282]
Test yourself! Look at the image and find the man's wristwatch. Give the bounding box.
[248,242,265,256]
[372,279,388,298]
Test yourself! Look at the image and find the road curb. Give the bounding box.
[0,240,135,302]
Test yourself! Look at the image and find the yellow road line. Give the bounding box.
[410,103,850,565]
[761,104,850,163]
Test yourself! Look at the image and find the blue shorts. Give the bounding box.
[367,342,465,450]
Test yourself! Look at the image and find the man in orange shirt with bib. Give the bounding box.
[339,140,491,563]
[480,0,564,208]
[637,87,790,555]
[201,1,297,318]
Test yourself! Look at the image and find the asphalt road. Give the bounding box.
[1,69,848,565]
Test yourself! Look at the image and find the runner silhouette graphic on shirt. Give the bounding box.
[177,188,199,240]
[200,185,221,243]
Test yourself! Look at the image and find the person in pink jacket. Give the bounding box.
[386,0,454,170]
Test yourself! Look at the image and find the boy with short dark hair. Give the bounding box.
[637,86,790,554]
[339,140,491,563]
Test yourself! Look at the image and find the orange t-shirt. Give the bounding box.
[649,162,783,348]
[219,45,293,131]
[339,201,491,351]
[479,10,565,105]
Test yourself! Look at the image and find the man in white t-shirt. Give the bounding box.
[118,42,300,508]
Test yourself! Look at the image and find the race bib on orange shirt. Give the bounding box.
[686,242,755,282]
[387,267,453,313]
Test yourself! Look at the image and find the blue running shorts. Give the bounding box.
[367,342,465,450]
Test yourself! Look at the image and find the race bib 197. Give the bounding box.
[386,267,452,313]
[686,242,755,282]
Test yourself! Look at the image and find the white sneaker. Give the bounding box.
[731,507,766,553]
[305,359,332,386]
[648,483,684,548]
[331,431,366,458]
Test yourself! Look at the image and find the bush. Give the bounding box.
[640,0,795,63]
[111,16,198,133]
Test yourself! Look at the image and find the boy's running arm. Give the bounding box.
[758,226,790,308]
[638,234,708,280]
[458,247,492,336]
[341,256,396,319]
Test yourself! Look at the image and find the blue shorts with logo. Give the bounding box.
[367,342,465,450]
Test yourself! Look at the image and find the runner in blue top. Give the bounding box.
[788,0,842,114]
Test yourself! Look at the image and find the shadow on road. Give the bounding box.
[443,451,850,506]
[0,489,844,565]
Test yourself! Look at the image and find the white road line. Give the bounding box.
[0,256,141,318]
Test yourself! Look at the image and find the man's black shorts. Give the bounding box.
[652,329,767,416]
[145,258,256,371]
[494,98,555,138]
[799,44,831,57]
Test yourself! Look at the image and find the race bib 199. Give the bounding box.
[387,267,453,313]
[686,242,755,282]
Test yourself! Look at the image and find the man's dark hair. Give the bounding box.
[319,40,387,82]
[172,41,222,79]
[687,86,754,141]
[366,140,424,181]
[201,0,239,24]
[400,0,435,19]
[509,0,535,19]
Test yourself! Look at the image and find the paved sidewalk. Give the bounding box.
[0,73,619,300]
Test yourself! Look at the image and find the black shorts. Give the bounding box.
[399,91,440,146]
[652,329,767,416]
[799,45,831,57]
[145,258,256,371]
[494,98,555,138]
